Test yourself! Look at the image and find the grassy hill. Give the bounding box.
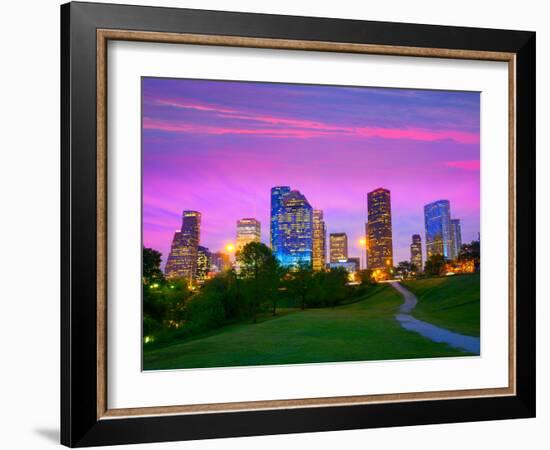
[143,284,470,371]
[402,274,480,337]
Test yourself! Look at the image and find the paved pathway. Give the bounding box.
[389,282,480,354]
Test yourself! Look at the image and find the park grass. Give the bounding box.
[143,284,470,370]
[402,274,480,337]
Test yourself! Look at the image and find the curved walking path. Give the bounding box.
[389,282,480,354]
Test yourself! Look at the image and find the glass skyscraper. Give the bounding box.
[424,200,453,259]
[270,186,291,258]
[450,218,462,259]
[165,210,201,280]
[277,190,313,268]
[312,209,326,271]
[366,188,393,269]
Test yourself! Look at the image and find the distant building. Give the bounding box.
[410,234,423,272]
[165,210,201,280]
[211,252,231,273]
[347,257,361,273]
[236,218,261,252]
[366,188,393,269]
[329,233,348,263]
[270,186,291,256]
[450,219,462,259]
[312,210,326,271]
[278,190,313,268]
[424,200,453,259]
[196,246,212,282]
[328,260,356,273]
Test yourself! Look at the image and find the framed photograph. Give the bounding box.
[61,1,536,447]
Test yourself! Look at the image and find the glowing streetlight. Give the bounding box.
[225,243,235,253]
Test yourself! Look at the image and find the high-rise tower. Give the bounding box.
[278,190,313,268]
[165,210,201,280]
[410,234,423,272]
[329,233,348,263]
[450,218,462,259]
[424,200,452,259]
[312,210,326,271]
[196,245,212,282]
[236,218,261,252]
[270,186,291,260]
[366,188,393,269]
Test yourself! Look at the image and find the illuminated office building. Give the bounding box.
[236,218,261,252]
[165,210,201,280]
[366,188,393,269]
[410,234,423,272]
[424,200,453,259]
[328,260,356,273]
[312,209,326,271]
[450,219,462,259]
[270,186,291,256]
[329,233,348,263]
[196,246,212,282]
[277,190,313,268]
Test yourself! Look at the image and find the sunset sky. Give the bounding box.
[142,77,480,269]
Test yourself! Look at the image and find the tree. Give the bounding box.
[287,262,313,310]
[201,269,243,320]
[143,247,165,285]
[236,242,281,321]
[424,254,446,276]
[322,268,348,307]
[357,269,374,286]
[396,261,416,279]
[459,240,480,271]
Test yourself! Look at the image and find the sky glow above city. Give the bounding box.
[142,78,480,268]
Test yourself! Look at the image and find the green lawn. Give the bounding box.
[143,284,470,370]
[402,274,480,337]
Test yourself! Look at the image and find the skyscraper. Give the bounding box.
[211,252,231,273]
[270,186,291,258]
[410,234,423,272]
[312,209,326,271]
[236,218,261,252]
[366,188,393,269]
[450,218,462,259]
[165,210,201,280]
[278,190,313,268]
[424,200,453,259]
[329,233,348,263]
[196,245,212,282]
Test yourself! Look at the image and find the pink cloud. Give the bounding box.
[155,99,238,115]
[142,118,337,139]
[357,127,479,144]
[445,160,480,171]
[147,98,480,144]
[143,117,480,144]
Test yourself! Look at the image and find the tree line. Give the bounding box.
[394,240,481,279]
[143,242,374,345]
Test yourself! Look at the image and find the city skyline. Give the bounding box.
[143,78,480,269]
